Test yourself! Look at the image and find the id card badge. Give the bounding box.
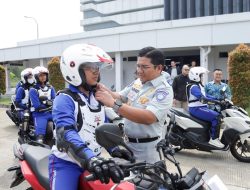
[127,88,139,102]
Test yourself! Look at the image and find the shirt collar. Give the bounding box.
[69,84,81,93]
[68,84,93,100]
[145,75,164,88]
[34,83,43,88]
[212,80,222,85]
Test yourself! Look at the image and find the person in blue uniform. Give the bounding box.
[15,81,23,94]
[187,67,224,148]
[15,68,34,121]
[48,44,124,190]
[29,66,56,143]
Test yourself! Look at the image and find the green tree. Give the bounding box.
[228,44,250,108]
[0,65,6,95]
[48,57,65,92]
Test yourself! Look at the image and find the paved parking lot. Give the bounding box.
[0,108,249,190]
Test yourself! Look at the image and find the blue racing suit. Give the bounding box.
[15,83,33,121]
[29,84,56,136]
[15,81,23,94]
[187,82,220,139]
[49,85,107,190]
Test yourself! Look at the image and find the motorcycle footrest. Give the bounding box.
[7,166,20,172]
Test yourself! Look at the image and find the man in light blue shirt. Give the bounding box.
[205,69,232,100]
[96,47,173,164]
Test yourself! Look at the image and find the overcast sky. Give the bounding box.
[0,0,82,49]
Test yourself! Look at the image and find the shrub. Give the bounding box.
[47,57,65,92]
[0,65,6,95]
[228,44,250,108]
[10,72,16,79]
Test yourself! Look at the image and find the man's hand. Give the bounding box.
[87,157,124,184]
[96,83,111,93]
[95,89,115,107]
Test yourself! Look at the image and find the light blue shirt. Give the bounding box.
[205,81,232,100]
[119,75,173,138]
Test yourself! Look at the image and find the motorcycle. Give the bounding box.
[17,95,54,148]
[6,95,22,126]
[8,123,226,190]
[17,106,54,148]
[166,87,250,163]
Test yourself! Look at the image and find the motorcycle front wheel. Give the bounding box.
[230,136,250,163]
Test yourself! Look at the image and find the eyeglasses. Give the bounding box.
[136,64,156,71]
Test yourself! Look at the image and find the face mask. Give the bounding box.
[27,78,34,84]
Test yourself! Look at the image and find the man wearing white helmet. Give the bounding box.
[186,67,224,148]
[48,44,124,190]
[29,66,56,143]
[15,68,34,120]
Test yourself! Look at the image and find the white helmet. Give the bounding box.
[21,68,34,84]
[32,66,49,84]
[188,67,208,82]
[60,44,113,86]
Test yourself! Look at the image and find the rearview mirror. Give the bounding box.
[96,123,125,149]
[95,123,135,161]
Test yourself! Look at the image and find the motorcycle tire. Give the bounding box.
[6,110,19,126]
[230,137,250,163]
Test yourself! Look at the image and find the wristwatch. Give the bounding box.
[112,99,123,113]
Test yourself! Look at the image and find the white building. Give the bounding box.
[1,0,250,94]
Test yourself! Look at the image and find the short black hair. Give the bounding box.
[213,68,222,72]
[138,46,164,66]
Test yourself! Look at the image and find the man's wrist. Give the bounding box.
[112,99,123,113]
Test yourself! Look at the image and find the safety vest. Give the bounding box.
[37,86,52,100]
[53,89,105,162]
[186,83,207,107]
[21,88,30,105]
[30,85,52,112]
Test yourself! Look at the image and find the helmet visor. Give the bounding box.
[83,62,113,72]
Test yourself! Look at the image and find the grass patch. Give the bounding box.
[246,106,250,115]
[0,97,11,105]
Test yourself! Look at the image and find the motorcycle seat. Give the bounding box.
[171,108,211,128]
[23,145,51,190]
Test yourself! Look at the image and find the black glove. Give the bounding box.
[87,157,124,184]
[46,100,53,106]
[220,100,227,107]
[111,148,134,162]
